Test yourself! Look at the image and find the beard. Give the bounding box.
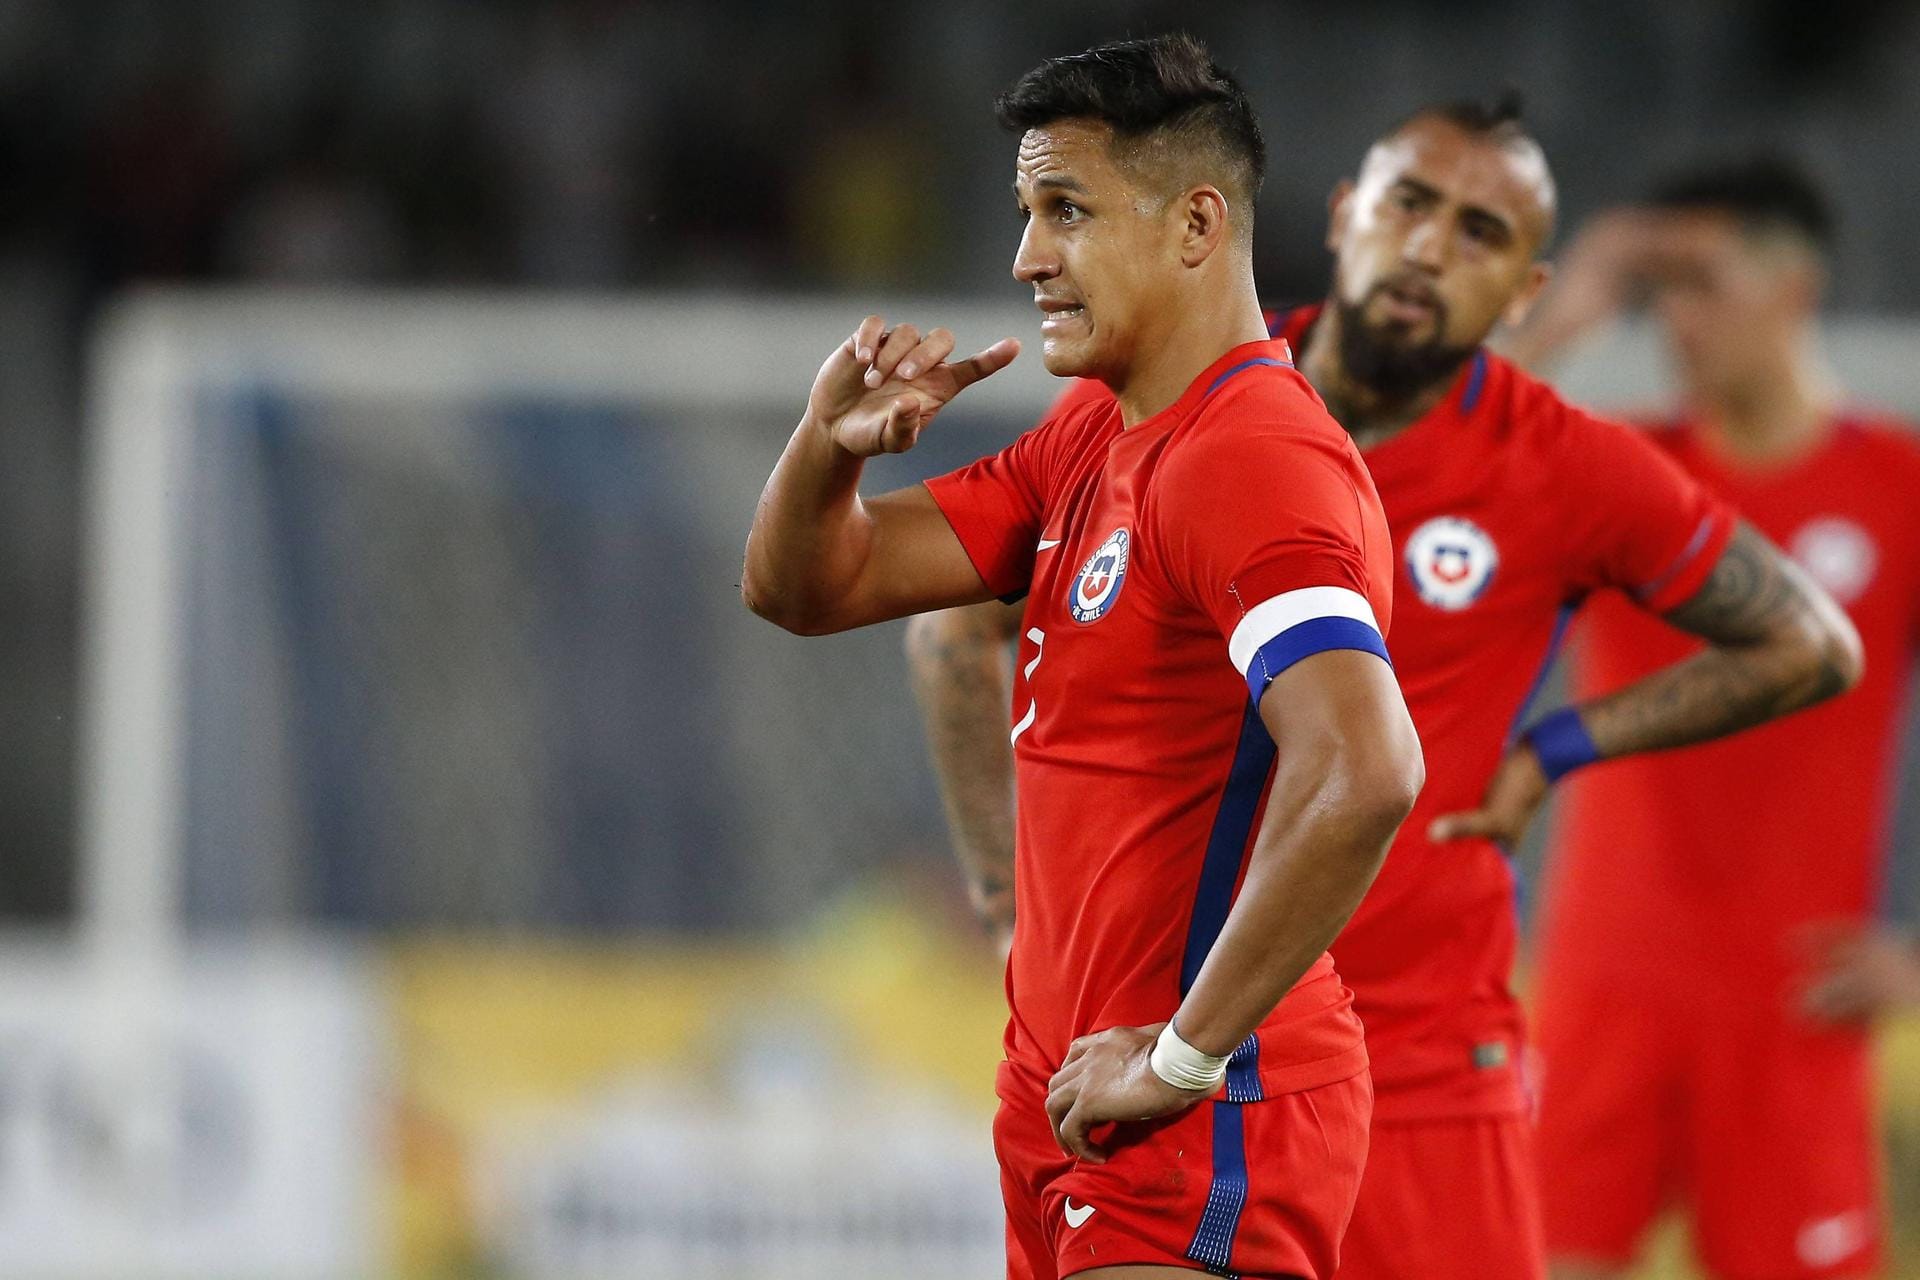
[1333,287,1479,402]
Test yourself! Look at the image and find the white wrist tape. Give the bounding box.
[1148,1020,1230,1092]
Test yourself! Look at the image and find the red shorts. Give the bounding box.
[993,1058,1372,1279]
[1534,963,1883,1279]
[1334,1111,1546,1280]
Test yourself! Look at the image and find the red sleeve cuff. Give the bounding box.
[924,474,1032,600]
[1633,507,1735,613]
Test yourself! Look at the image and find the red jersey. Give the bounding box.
[1040,308,1735,1119]
[1273,309,1736,1119]
[926,339,1393,1098]
[1540,415,1920,997]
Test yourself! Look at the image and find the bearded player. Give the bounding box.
[747,36,1426,1280]
[1507,158,1920,1280]
[906,100,1863,1279]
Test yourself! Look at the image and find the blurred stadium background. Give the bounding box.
[0,1,1916,1276]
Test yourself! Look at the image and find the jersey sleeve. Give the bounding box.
[1154,413,1392,704]
[1558,408,1735,611]
[923,384,1104,600]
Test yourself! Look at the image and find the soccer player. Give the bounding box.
[906,105,1865,1279]
[746,36,1427,1280]
[1508,158,1920,1280]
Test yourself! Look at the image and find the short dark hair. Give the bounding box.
[1647,155,1834,253]
[1382,90,1558,249]
[1401,89,1534,148]
[995,33,1265,206]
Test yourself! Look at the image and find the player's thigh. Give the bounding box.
[1687,1012,1882,1279]
[1001,1154,1057,1280]
[995,1062,1069,1280]
[1533,962,1676,1266]
[1336,1111,1545,1280]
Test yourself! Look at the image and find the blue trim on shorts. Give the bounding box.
[1186,1100,1249,1275]
[1179,720,1274,1276]
[1223,1035,1263,1103]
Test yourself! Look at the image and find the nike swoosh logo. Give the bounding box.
[1036,538,1062,551]
[1064,1199,1095,1229]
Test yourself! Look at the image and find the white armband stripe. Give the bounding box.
[1227,586,1381,676]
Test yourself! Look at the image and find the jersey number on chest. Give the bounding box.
[1011,627,1046,744]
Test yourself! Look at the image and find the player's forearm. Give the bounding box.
[1574,523,1862,760]
[742,416,876,634]
[1173,721,1421,1056]
[906,603,1022,947]
[1576,634,1852,759]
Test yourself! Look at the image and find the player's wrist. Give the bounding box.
[799,408,848,451]
[1524,705,1602,782]
[1148,1018,1230,1093]
[800,411,877,467]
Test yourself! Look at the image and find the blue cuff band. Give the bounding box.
[1525,706,1601,782]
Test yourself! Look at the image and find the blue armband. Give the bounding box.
[1524,706,1601,782]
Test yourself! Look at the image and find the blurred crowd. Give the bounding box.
[7,0,1920,303]
[8,0,978,298]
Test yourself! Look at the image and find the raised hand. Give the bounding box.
[1799,924,1920,1023]
[1500,208,1672,371]
[808,315,1020,458]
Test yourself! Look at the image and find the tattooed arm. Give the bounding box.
[1577,521,1862,752]
[905,599,1025,955]
[1432,522,1863,844]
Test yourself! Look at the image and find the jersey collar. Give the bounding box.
[1124,337,1299,436]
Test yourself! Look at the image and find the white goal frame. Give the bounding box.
[73,296,1920,1269]
[78,291,1920,972]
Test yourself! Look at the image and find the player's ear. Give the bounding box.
[1179,185,1231,267]
[1502,260,1554,328]
[1326,179,1355,252]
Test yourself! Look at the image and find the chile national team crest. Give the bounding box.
[1790,516,1877,605]
[1405,515,1499,610]
[1069,528,1130,623]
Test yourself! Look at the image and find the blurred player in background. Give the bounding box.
[1509,158,1920,1280]
[748,35,1428,1280]
[908,102,1865,1279]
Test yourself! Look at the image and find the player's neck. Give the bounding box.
[1113,274,1269,427]
[1694,346,1839,466]
[1296,306,1459,449]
